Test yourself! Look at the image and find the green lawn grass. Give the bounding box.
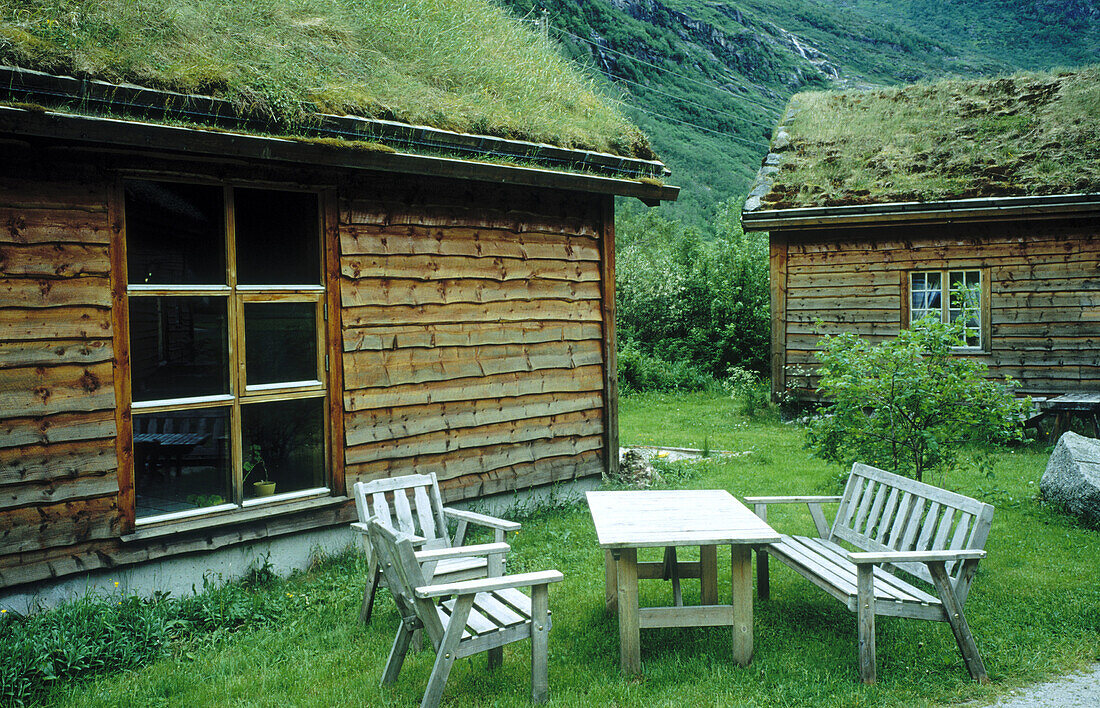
[46,392,1100,706]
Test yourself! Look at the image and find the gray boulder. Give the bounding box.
[1041,431,1100,524]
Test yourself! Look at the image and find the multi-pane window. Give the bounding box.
[125,181,327,523]
[909,269,983,349]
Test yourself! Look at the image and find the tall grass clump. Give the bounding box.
[0,0,650,156]
[0,566,293,707]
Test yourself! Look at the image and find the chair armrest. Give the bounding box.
[416,570,564,598]
[849,549,986,565]
[352,522,426,546]
[743,496,843,505]
[414,542,510,563]
[443,507,521,532]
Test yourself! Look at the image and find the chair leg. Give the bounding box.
[421,595,474,708]
[360,559,380,625]
[856,565,876,684]
[381,619,415,685]
[531,584,550,704]
[488,647,503,671]
[928,562,989,683]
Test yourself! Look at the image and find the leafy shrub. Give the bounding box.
[805,314,1032,483]
[617,341,711,394]
[723,365,772,417]
[615,198,769,393]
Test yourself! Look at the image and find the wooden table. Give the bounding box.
[1043,393,1100,441]
[586,490,780,673]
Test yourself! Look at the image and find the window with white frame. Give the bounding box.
[124,180,328,523]
[908,269,983,348]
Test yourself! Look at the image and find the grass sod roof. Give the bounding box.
[0,0,653,159]
[745,66,1100,212]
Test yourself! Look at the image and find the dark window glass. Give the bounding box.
[234,189,319,285]
[244,302,318,385]
[125,181,225,285]
[134,408,230,518]
[241,398,325,499]
[129,297,230,401]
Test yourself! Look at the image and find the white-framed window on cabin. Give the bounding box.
[123,180,330,524]
[908,269,984,350]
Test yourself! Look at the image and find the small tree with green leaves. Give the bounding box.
[805,311,1031,483]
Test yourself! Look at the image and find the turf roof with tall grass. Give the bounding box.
[0,0,652,158]
[749,66,1100,209]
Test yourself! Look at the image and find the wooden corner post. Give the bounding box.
[769,232,788,401]
[599,195,619,480]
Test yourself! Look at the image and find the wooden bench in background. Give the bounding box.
[746,462,995,684]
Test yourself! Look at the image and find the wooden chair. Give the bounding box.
[746,462,995,684]
[368,519,563,707]
[352,473,520,624]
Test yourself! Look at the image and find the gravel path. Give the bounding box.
[977,665,1100,707]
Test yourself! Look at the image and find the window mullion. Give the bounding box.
[225,186,245,507]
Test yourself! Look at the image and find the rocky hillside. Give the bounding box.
[501,0,1098,227]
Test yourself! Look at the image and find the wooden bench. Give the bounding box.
[746,462,995,684]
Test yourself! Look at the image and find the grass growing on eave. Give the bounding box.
[0,0,652,158]
[764,66,1100,207]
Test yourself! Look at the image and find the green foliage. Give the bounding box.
[805,313,1032,482]
[0,0,646,155]
[615,198,770,392]
[0,568,292,706]
[724,365,773,417]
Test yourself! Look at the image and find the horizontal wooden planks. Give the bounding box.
[0,208,112,245]
[340,276,600,307]
[344,339,602,389]
[345,408,603,465]
[340,224,599,261]
[0,409,117,449]
[341,254,599,283]
[436,450,604,503]
[778,219,1100,398]
[0,338,113,369]
[344,364,604,411]
[0,305,112,341]
[344,299,601,326]
[0,362,115,418]
[0,495,120,555]
[344,392,603,447]
[344,321,602,352]
[0,438,118,486]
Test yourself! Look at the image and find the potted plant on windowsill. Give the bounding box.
[244,444,275,497]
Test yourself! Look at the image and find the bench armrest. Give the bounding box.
[849,549,986,565]
[444,507,521,532]
[414,542,510,563]
[745,496,841,538]
[416,570,564,598]
[743,496,843,504]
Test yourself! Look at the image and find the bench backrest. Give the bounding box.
[830,463,995,587]
[353,473,451,552]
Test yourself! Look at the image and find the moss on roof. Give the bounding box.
[748,66,1100,210]
[0,0,652,158]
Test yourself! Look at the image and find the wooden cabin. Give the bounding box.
[0,68,676,600]
[741,68,1100,402]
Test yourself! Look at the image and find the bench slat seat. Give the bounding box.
[747,462,995,684]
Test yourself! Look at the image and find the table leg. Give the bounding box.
[615,548,640,674]
[700,545,718,605]
[604,550,618,613]
[731,545,753,666]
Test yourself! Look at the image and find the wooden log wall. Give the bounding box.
[774,217,1100,398]
[338,175,609,501]
[0,164,123,568]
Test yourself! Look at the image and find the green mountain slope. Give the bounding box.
[830,0,1100,70]
[499,0,1098,227]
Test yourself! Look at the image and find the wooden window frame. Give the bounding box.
[903,268,991,353]
[112,178,339,531]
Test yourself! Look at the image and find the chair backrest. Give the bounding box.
[353,473,451,551]
[830,463,995,587]
[368,519,446,646]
